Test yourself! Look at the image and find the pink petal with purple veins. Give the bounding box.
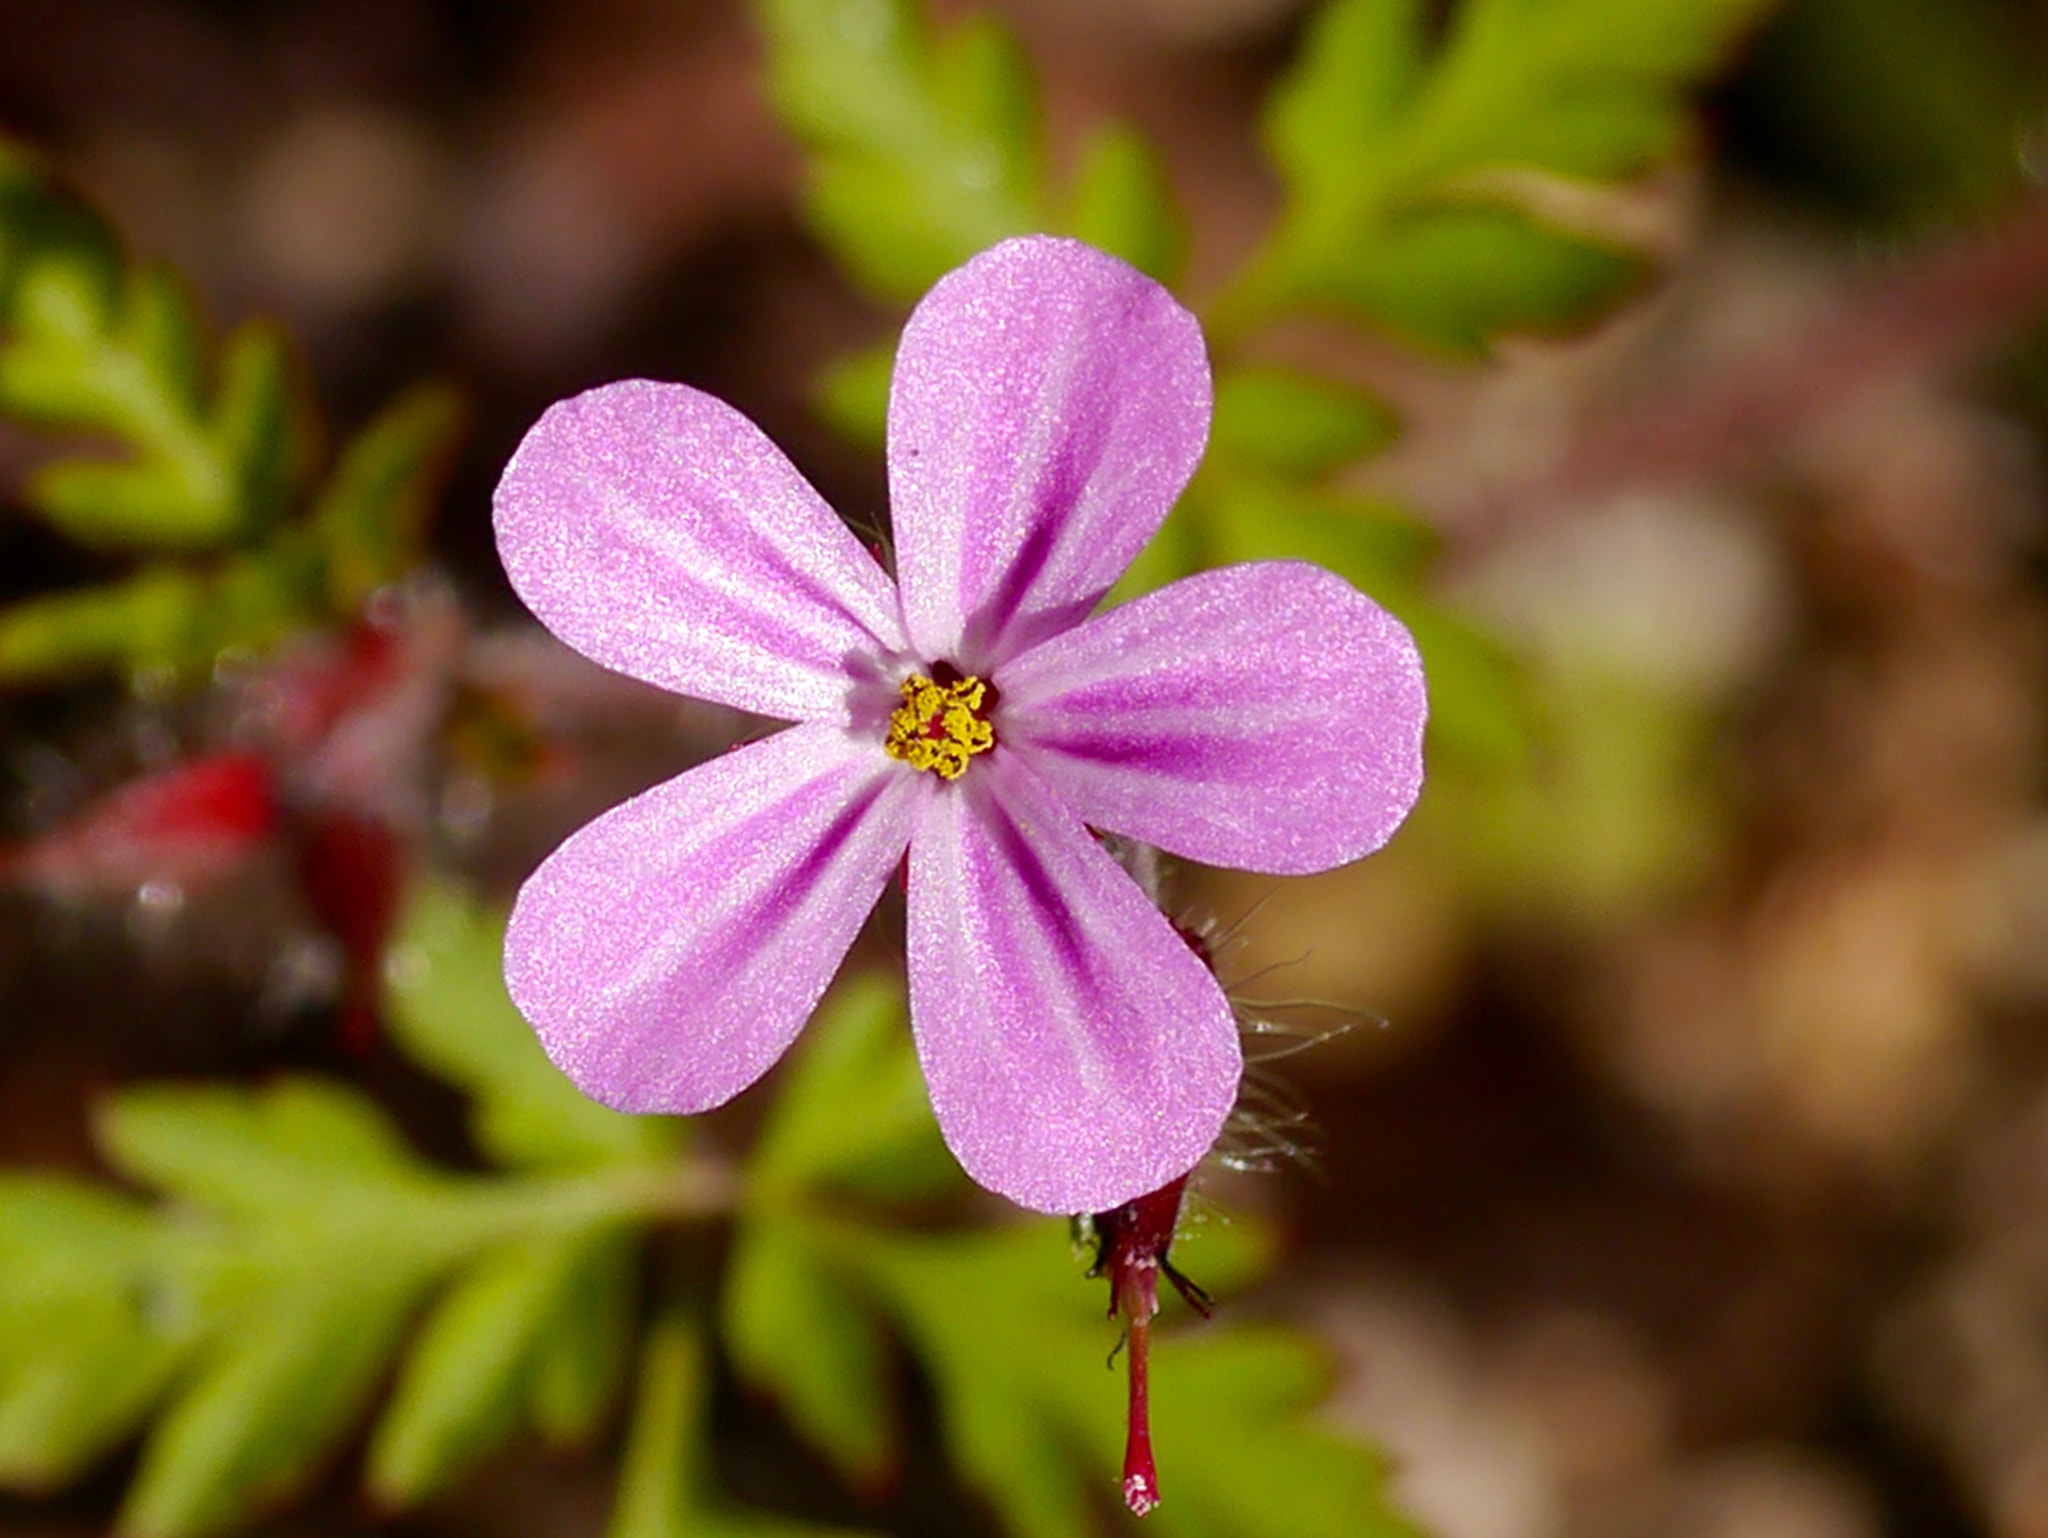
[506,723,924,1113]
[905,751,1240,1213]
[495,380,906,724]
[997,561,1427,875]
[887,237,1211,671]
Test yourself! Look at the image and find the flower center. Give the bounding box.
[884,672,995,780]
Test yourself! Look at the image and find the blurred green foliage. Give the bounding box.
[763,0,1772,847]
[1228,0,1773,346]
[0,886,1411,1538]
[0,0,1885,1532]
[0,136,462,687]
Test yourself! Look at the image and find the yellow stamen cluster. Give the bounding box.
[884,673,995,780]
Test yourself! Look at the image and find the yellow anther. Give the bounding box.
[884,673,995,780]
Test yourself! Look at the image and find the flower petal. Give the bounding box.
[997,560,1427,875]
[495,380,906,723]
[888,236,1211,671]
[505,724,922,1112]
[906,751,1240,1213]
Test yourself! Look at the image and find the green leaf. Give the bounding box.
[609,1322,842,1538]
[311,382,465,612]
[607,1317,706,1538]
[1142,1328,1420,1538]
[0,568,207,684]
[23,456,225,551]
[1303,203,1645,354]
[1263,0,1427,206]
[0,1178,191,1489]
[123,264,203,412]
[1233,0,1770,345]
[0,538,322,687]
[748,973,956,1203]
[92,1078,427,1220]
[368,1230,614,1505]
[1210,367,1398,476]
[1189,471,1434,599]
[0,140,120,325]
[2,914,751,1534]
[380,879,680,1171]
[610,1316,874,1538]
[842,1217,1407,1538]
[69,1065,710,1533]
[0,151,304,551]
[1399,0,1768,183]
[527,1229,638,1447]
[811,338,894,450]
[207,321,299,537]
[724,1218,895,1486]
[1065,124,1184,284]
[120,1275,420,1538]
[759,0,1041,300]
[1,264,237,547]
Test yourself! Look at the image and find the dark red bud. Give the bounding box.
[0,752,277,898]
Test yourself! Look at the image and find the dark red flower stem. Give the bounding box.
[1090,1173,1210,1518]
[1121,1305,1159,1516]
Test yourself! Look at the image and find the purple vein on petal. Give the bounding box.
[506,723,920,1114]
[496,380,904,722]
[905,751,1239,1213]
[957,386,1114,664]
[966,778,1111,1095]
[889,237,1211,672]
[998,560,1428,875]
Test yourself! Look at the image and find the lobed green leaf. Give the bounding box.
[68,1066,699,1533]
[759,0,1041,300]
[311,381,465,613]
[1210,367,1399,477]
[1064,124,1185,285]
[1236,0,1772,346]
[724,1218,896,1487]
[92,1078,427,1220]
[747,973,956,1203]
[380,880,680,1171]
[0,143,303,552]
[367,1230,620,1505]
[119,1277,420,1538]
[836,1217,1400,1538]
[1,262,238,547]
[0,1178,193,1490]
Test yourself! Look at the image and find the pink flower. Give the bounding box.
[493,236,1426,1213]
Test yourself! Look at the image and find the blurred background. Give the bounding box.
[6,1,2048,1536]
